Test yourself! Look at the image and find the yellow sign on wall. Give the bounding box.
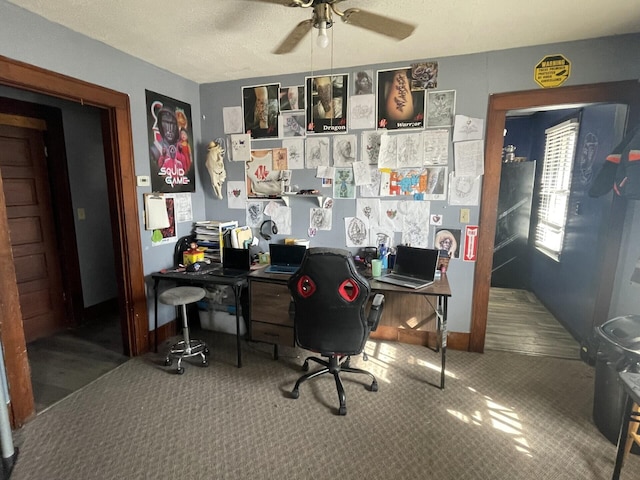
[534,54,571,88]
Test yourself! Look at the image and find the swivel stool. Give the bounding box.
[159,286,209,374]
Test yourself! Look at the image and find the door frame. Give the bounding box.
[469,80,640,352]
[0,55,149,427]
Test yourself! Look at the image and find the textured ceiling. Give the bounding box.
[8,0,640,84]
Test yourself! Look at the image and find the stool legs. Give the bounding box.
[164,303,209,374]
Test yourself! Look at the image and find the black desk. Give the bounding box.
[151,268,248,367]
[612,371,640,479]
[369,274,451,389]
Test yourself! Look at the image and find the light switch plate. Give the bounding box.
[137,175,150,187]
[460,208,470,223]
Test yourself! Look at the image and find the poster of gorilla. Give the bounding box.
[145,90,195,192]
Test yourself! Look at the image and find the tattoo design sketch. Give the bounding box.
[423,129,450,165]
[283,138,304,169]
[305,137,330,168]
[362,130,382,165]
[397,133,423,168]
[333,134,357,166]
[246,201,264,228]
[426,90,456,128]
[310,207,332,231]
[345,217,368,247]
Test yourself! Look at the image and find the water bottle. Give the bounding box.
[379,244,388,270]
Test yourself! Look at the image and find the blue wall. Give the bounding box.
[529,105,626,339]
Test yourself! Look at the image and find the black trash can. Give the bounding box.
[593,315,640,451]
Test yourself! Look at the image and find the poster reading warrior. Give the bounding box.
[146,90,195,192]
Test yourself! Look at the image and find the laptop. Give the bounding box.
[375,245,439,289]
[207,247,251,277]
[264,244,307,274]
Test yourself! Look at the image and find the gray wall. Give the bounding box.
[200,35,640,333]
[0,2,203,326]
[2,0,640,333]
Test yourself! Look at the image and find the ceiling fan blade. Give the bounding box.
[243,0,308,6]
[273,19,313,54]
[341,8,416,40]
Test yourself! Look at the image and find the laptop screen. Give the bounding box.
[223,247,251,271]
[269,244,307,267]
[393,246,439,280]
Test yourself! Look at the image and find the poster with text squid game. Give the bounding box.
[146,90,195,192]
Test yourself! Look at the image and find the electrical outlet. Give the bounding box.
[460,208,470,223]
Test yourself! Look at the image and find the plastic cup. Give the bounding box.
[371,259,382,277]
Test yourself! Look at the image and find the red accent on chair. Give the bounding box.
[297,275,316,298]
[338,279,359,302]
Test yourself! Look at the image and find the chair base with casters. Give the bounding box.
[291,354,378,416]
[159,286,209,375]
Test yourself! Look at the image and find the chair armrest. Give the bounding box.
[367,293,385,332]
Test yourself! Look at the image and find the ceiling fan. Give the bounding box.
[251,0,416,54]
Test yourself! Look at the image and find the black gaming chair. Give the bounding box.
[288,247,385,415]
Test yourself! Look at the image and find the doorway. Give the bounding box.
[0,55,149,428]
[470,81,640,353]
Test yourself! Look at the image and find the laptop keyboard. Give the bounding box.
[270,265,297,273]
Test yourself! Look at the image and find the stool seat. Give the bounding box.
[159,286,206,306]
[159,286,209,375]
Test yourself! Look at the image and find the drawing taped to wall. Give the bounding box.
[426,90,456,128]
[283,138,305,169]
[334,167,356,199]
[310,207,332,231]
[362,130,382,165]
[305,136,330,168]
[345,217,369,247]
[333,134,357,166]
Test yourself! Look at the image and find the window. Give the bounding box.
[534,118,580,261]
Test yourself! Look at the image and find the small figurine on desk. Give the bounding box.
[206,139,226,200]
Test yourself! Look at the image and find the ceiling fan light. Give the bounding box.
[316,21,329,48]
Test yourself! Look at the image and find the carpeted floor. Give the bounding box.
[11,331,640,480]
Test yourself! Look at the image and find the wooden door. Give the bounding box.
[0,123,67,342]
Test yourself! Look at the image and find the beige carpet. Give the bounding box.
[11,331,640,480]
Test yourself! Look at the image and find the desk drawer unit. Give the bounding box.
[250,279,294,346]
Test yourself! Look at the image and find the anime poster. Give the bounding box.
[376,68,426,130]
[305,74,349,135]
[242,84,280,139]
[146,90,195,193]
